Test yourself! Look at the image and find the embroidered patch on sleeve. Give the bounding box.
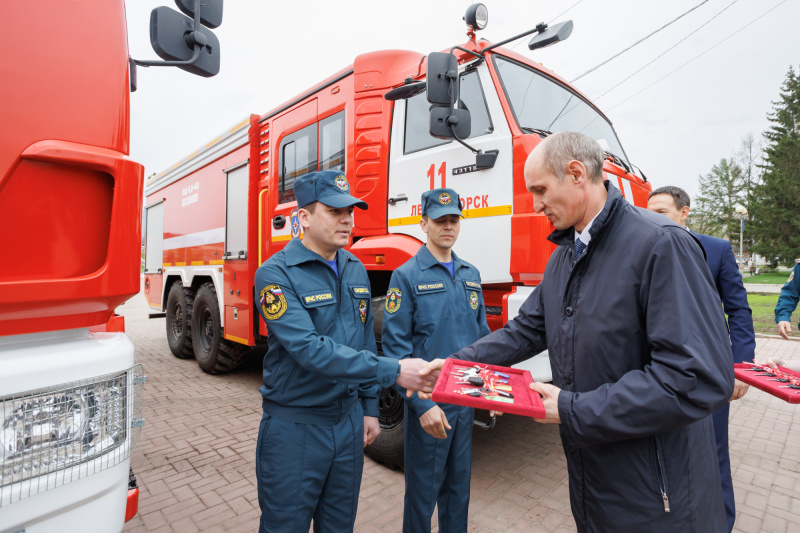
[359,299,367,323]
[259,284,288,320]
[385,288,402,314]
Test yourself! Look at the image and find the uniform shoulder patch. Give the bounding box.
[385,288,402,313]
[359,299,368,323]
[259,284,288,320]
[789,270,795,285]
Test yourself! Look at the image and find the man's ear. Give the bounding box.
[298,207,312,230]
[566,160,588,184]
[681,206,691,223]
[419,216,429,235]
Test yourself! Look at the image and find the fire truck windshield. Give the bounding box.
[493,55,631,169]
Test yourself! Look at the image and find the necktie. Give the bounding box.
[574,239,587,262]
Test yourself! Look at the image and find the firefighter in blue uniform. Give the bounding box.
[382,188,491,533]
[254,170,435,533]
[775,259,800,340]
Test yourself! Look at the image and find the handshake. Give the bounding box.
[396,358,445,400]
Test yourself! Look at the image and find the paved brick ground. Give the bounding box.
[120,287,800,532]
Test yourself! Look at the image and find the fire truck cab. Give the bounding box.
[0,1,221,530]
[143,4,652,467]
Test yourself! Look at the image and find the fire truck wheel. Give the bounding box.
[191,282,248,374]
[364,296,405,470]
[365,384,405,470]
[166,281,195,359]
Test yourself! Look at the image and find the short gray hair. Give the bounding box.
[649,186,690,209]
[540,131,605,183]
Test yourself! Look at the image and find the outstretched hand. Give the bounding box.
[410,359,446,400]
[397,358,441,396]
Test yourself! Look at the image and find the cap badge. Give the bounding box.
[438,192,452,206]
[335,175,349,191]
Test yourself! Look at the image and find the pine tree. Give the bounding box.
[691,158,746,240]
[750,66,800,264]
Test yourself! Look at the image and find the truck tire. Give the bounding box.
[365,385,405,470]
[165,280,194,359]
[364,296,405,470]
[191,282,249,374]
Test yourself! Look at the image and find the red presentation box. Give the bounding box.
[431,358,546,418]
[734,363,800,404]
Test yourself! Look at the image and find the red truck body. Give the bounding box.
[0,1,143,336]
[144,39,652,358]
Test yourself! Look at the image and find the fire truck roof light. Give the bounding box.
[464,4,488,31]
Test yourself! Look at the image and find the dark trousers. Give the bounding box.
[712,402,735,532]
[403,402,473,533]
[256,403,364,533]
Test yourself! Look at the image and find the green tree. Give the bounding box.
[750,66,800,264]
[690,157,746,242]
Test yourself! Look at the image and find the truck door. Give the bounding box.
[269,99,317,255]
[387,63,514,284]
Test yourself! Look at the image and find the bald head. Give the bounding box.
[523,131,609,232]
[527,131,605,184]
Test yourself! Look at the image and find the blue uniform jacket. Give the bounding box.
[776,261,800,325]
[255,238,400,425]
[381,246,491,417]
[695,233,756,364]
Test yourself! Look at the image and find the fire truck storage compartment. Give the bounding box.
[144,201,164,275]
[224,161,249,260]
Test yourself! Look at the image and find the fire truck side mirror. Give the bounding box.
[528,20,573,51]
[174,0,223,28]
[426,52,471,140]
[147,4,222,77]
[426,52,457,106]
[430,106,471,139]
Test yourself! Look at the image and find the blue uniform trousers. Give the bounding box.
[712,403,735,532]
[256,402,364,533]
[403,402,473,533]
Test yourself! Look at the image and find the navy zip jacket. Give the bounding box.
[255,238,400,425]
[453,184,734,532]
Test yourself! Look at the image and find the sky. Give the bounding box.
[125,0,800,201]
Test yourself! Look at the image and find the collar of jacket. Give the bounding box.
[547,181,624,248]
[416,244,466,272]
[283,237,358,268]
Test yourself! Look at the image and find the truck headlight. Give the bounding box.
[0,365,144,498]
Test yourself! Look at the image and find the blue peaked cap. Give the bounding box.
[294,171,368,210]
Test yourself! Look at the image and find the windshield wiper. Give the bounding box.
[604,151,631,174]
[521,127,552,138]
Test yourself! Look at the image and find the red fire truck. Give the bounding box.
[0,1,221,530]
[143,4,652,467]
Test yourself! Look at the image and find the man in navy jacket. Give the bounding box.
[648,185,755,532]
[418,133,733,532]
